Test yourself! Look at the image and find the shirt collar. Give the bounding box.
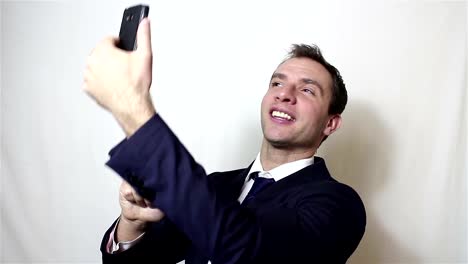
[246,153,315,182]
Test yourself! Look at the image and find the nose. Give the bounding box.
[275,85,296,104]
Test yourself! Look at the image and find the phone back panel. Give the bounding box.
[118,5,149,51]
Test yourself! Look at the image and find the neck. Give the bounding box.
[260,138,317,171]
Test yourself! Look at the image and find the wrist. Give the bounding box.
[114,95,156,137]
[116,215,147,242]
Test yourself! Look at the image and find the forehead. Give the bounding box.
[275,58,333,94]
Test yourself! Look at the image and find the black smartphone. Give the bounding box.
[117,4,150,51]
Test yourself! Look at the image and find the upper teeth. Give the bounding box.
[272,111,293,120]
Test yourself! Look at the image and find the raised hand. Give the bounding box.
[83,18,155,137]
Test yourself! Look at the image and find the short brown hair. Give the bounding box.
[285,44,348,115]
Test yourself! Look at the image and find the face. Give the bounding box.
[260,57,341,150]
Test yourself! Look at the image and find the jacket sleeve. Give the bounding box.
[106,114,366,264]
[100,217,190,264]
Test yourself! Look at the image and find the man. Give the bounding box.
[84,18,366,264]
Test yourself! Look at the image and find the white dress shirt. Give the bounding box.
[238,153,314,203]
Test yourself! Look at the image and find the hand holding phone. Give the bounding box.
[117,4,150,51]
[83,3,154,138]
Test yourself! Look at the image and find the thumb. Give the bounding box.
[140,207,164,222]
[136,18,152,55]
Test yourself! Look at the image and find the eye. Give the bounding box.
[302,88,314,95]
[271,81,283,87]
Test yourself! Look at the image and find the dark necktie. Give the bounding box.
[242,171,275,205]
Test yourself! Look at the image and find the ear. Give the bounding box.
[323,114,342,136]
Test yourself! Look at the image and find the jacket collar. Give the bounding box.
[240,156,334,207]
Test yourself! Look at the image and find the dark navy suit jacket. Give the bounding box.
[100,114,366,264]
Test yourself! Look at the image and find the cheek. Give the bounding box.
[300,98,317,114]
[300,102,326,126]
[261,94,271,113]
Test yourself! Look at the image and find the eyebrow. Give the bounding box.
[270,72,287,80]
[270,72,324,95]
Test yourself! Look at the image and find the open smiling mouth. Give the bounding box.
[271,110,296,121]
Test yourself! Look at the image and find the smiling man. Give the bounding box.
[84,19,366,264]
[260,56,343,171]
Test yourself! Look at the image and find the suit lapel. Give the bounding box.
[243,157,333,208]
[211,162,252,202]
[214,157,333,209]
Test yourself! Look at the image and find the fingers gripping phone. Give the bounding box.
[117,4,150,51]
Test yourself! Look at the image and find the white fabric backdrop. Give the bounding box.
[1,1,466,263]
